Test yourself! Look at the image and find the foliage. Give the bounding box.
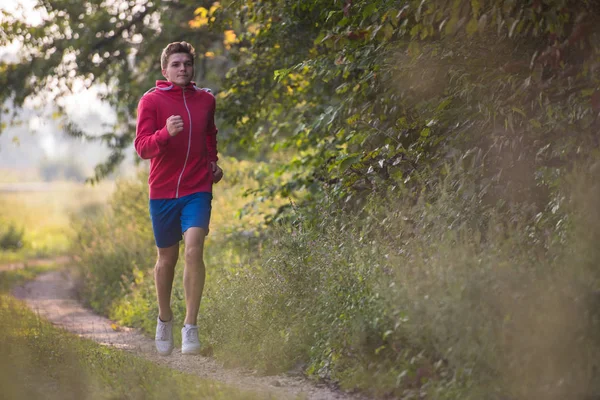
[0,0,228,182]
[209,0,600,220]
[72,173,154,313]
[198,165,600,399]
[7,1,600,398]
[3,1,598,210]
[76,161,600,399]
[0,220,25,251]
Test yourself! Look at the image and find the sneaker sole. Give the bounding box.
[181,346,201,355]
[157,348,174,356]
[156,342,174,356]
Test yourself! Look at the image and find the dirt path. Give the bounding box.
[12,269,367,400]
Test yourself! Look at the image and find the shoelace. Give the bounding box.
[184,326,199,342]
[157,322,171,340]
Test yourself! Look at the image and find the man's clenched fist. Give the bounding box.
[211,161,223,184]
[166,115,184,137]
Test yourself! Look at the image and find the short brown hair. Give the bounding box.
[160,41,195,69]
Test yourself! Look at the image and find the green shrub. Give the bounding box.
[71,172,155,313]
[197,164,600,399]
[75,160,600,399]
[0,221,25,251]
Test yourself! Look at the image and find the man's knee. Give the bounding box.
[156,257,177,271]
[184,244,204,264]
[156,247,178,271]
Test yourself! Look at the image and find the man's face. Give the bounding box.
[162,53,194,87]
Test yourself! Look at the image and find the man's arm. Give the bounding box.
[206,95,218,163]
[206,95,223,183]
[134,96,172,160]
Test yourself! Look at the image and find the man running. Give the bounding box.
[134,41,223,356]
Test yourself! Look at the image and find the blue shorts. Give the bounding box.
[149,192,212,248]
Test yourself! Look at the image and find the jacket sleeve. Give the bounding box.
[134,96,171,160]
[206,95,218,162]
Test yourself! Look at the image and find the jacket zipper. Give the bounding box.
[176,89,193,198]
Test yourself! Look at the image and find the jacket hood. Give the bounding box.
[155,80,198,92]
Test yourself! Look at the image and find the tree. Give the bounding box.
[2,0,599,220]
[0,0,225,181]
[211,0,600,217]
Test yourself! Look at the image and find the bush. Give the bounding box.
[74,160,600,399]
[71,172,155,313]
[198,163,600,399]
[0,221,25,251]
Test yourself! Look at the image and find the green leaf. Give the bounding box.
[339,155,360,173]
[326,10,338,22]
[313,32,326,45]
[410,24,421,38]
[436,98,452,111]
[408,41,421,56]
[444,16,459,36]
[511,107,526,117]
[337,17,350,27]
[529,119,542,129]
[362,3,378,20]
[466,18,478,36]
[273,68,292,82]
[581,88,595,97]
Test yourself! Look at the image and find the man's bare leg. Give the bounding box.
[183,227,206,325]
[155,244,179,322]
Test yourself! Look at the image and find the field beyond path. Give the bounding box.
[0,256,72,272]
[12,268,366,400]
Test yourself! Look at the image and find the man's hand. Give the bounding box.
[211,162,223,184]
[166,115,184,137]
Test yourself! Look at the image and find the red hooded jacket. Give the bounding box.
[134,80,218,199]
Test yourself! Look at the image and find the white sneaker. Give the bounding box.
[155,317,174,356]
[182,325,201,355]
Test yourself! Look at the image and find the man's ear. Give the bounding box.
[161,69,167,79]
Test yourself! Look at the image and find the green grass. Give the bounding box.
[0,265,274,400]
[0,181,114,263]
[0,262,59,293]
[0,295,270,400]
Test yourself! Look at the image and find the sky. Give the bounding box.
[0,0,126,178]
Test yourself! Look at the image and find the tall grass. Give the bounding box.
[0,268,267,400]
[73,159,600,399]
